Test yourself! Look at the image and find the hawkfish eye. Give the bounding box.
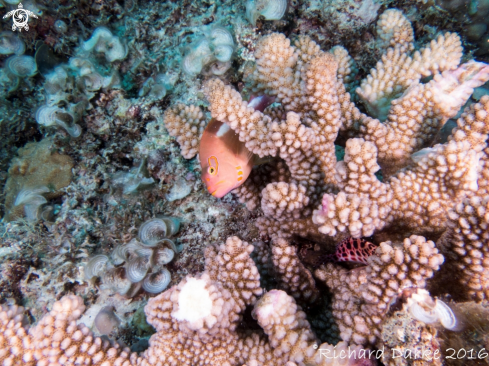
[207,156,219,176]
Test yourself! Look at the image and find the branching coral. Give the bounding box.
[315,235,444,346]
[438,196,489,301]
[164,104,207,159]
[0,295,135,365]
[0,237,370,366]
[270,237,319,304]
[196,10,489,244]
[356,10,463,121]
[314,94,489,238]
[157,6,489,360]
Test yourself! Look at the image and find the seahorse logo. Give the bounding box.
[3,3,38,32]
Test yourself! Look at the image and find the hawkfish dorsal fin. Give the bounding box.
[252,155,274,166]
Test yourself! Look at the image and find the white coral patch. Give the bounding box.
[173,278,213,328]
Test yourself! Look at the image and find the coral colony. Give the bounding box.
[2,0,489,365]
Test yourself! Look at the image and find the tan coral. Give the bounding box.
[476,147,489,196]
[0,237,368,366]
[246,33,302,110]
[0,303,30,365]
[204,79,276,157]
[270,111,322,191]
[294,35,322,68]
[329,46,357,88]
[439,196,489,301]
[262,182,310,221]
[270,238,319,304]
[304,53,342,185]
[202,26,487,241]
[139,235,344,366]
[358,9,462,122]
[163,14,489,338]
[0,295,135,366]
[375,9,414,52]
[313,96,489,238]
[204,236,263,310]
[163,104,207,159]
[235,161,291,211]
[253,289,366,366]
[315,235,444,345]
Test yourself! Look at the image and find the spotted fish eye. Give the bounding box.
[207,156,218,176]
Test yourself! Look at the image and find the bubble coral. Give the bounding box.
[182,27,235,76]
[81,26,127,63]
[0,68,19,95]
[182,38,213,75]
[111,159,155,195]
[403,289,458,330]
[126,256,149,283]
[43,65,70,98]
[0,32,25,55]
[13,186,49,222]
[84,254,111,281]
[101,268,135,296]
[142,269,171,294]
[94,306,121,336]
[5,55,37,77]
[166,177,192,201]
[138,217,181,247]
[69,57,120,93]
[54,20,68,34]
[209,27,235,62]
[85,217,181,296]
[245,0,288,26]
[138,74,173,100]
[35,44,121,140]
[35,105,82,138]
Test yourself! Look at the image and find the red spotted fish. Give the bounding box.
[200,95,275,198]
[334,237,377,264]
[299,238,378,267]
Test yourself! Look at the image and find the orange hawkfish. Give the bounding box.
[200,95,275,198]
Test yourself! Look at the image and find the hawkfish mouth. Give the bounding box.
[206,180,228,198]
[209,188,228,198]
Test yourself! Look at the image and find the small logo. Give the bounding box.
[3,3,38,32]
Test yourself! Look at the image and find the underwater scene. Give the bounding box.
[1,0,489,364]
